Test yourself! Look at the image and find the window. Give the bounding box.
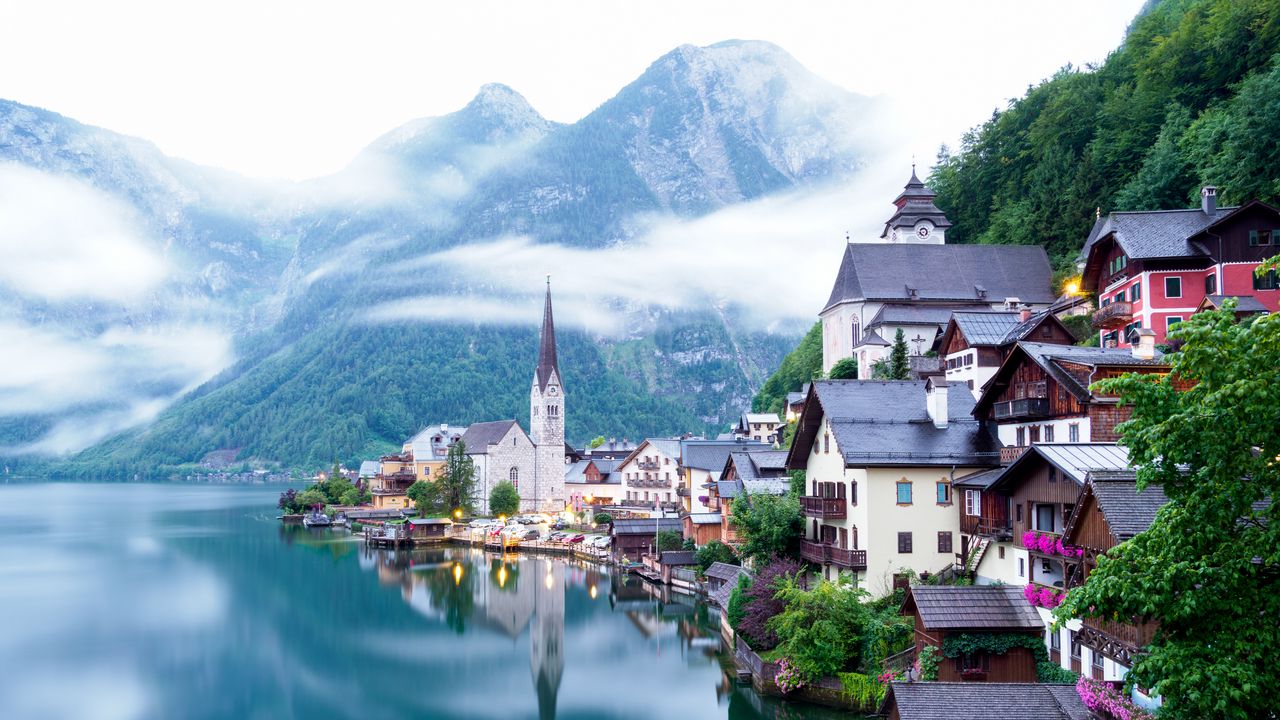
[1114,289,1126,303]
[1044,425,1055,442]
[1250,230,1260,246]
[1068,423,1080,443]
[1016,427,1026,446]
[998,545,1006,559]
[823,433,830,454]
[1070,632,1081,659]
[1092,650,1105,671]
[1036,504,1056,533]
[1029,425,1041,444]
[1050,630,1061,652]
[965,489,980,517]
[1167,316,1183,333]
[1164,276,1182,298]
[937,531,953,553]
[1273,230,1280,245]
[1205,273,1217,294]
[936,482,951,505]
[850,481,858,505]
[1041,558,1053,573]
[1016,503,1023,523]
[896,481,913,505]
[1048,466,1057,483]
[1255,269,1280,291]
[898,532,913,553]
[1131,283,1141,302]
[509,467,519,488]
[851,318,861,344]
[1018,557,1025,577]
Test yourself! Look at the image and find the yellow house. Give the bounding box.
[786,377,1001,597]
[369,424,468,510]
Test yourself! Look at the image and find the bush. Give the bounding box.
[768,575,873,682]
[656,530,684,552]
[736,557,802,651]
[488,481,520,517]
[593,512,613,525]
[727,574,751,631]
[695,540,738,572]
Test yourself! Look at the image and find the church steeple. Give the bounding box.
[535,275,559,392]
[880,164,952,243]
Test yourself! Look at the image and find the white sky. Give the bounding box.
[0,0,1146,181]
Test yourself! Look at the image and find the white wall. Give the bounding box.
[996,417,1092,446]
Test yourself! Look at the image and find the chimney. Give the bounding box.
[925,376,949,429]
[1132,328,1156,360]
[1003,297,1021,310]
[1019,305,1033,323]
[1201,186,1217,216]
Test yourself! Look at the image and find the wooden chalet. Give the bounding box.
[610,517,682,562]
[902,586,1045,683]
[1060,469,1167,675]
[407,517,452,542]
[704,562,749,609]
[935,308,1075,397]
[708,450,790,546]
[883,682,1089,720]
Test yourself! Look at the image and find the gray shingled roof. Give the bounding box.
[1203,294,1269,313]
[824,244,1055,312]
[710,565,752,607]
[886,682,1089,720]
[854,329,891,348]
[358,460,381,477]
[1089,472,1168,539]
[681,440,771,471]
[743,479,789,495]
[704,562,746,582]
[952,467,1005,489]
[977,342,1168,414]
[687,512,722,525]
[564,458,622,485]
[907,586,1044,630]
[868,303,968,329]
[988,444,1131,494]
[659,550,698,566]
[811,381,1001,467]
[612,518,683,536]
[1082,207,1236,261]
[950,311,1022,346]
[728,450,790,481]
[461,420,521,453]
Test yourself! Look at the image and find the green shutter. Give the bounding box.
[1249,230,1259,246]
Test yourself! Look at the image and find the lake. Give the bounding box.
[0,483,846,720]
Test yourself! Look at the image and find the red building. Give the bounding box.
[1080,187,1280,347]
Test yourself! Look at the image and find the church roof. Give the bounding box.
[823,244,1055,312]
[881,167,953,237]
[461,420,522,454]
[535,279,559,391]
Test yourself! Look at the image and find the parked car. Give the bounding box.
[567,534,585,544]
[469,518,495,529]
[552,521,568,531]
[521,529,541,541]
[590,536,611,549]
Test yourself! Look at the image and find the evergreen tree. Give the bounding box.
[438,440,477,514]
[888,329,910,380]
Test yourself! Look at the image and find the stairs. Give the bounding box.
[964,538,991,575]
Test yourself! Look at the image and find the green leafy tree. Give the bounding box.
[295,487,328,511]
[593,512,613,525]
[488,480,520,517]
[437,440,477,514]
[405,480,439,515]
[587,436,605,449]
[787,469,805,498]
[827,357,858,380]
[888,329,910,380]
[1055,295,1280,719]
[694,540,738,572]
[768,574,873,682]
[656,530,684,552]
[730,492,803,563]
[752,322,821,416]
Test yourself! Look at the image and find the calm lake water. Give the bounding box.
[0,483,845,720]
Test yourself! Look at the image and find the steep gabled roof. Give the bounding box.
[988,443,1132,494]
[824,244,1055,312]
[974,341,1168,416]
[1083,207,1233,261]
[724,450,790,482]
[461,420,522,454]
[1085,470,1169,539]
[885,682,1089,720]
[904,585,1043,631]
[681,440,771,471]
[617,438,683,467]
[704,562,746,582]
[787,380,1001,469]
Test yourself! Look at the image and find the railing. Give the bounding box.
[799,496,847,519]
[1093,301,1133,330]
[630,478,672,488]
[993,397,1050,420]
[636,460,661,471]
[799,540,867,570]
[1083,615,1156,649]
[675,486,690,497]
[1000,446,1028,464]
[960,515,1012,538]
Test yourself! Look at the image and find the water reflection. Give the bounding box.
[0,484,850,720]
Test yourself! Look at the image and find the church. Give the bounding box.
[820,168,1057,378]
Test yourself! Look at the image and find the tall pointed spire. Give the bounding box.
[535,275,559,391]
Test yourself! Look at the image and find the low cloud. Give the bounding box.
[0,163,167,304]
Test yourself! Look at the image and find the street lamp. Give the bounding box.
[453,508,462,520]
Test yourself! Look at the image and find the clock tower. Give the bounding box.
[529,277,566,512]
[879,165,951,245]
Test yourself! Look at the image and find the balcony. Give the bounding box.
[800,496,847,519]
[1092,301,1133,330]
[1082,615,1157,650]
[636,460,661,471]
[630,478,672,488]
[675,486,690,497]
[993,397,1050,420]
[960,515,1012,539]
[799,540,867,570]
[1000,446,1028,465]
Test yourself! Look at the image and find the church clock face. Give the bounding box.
[916,226,931,239]
[548,387,557,396]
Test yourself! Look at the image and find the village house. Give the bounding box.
[960,443,1130,588]
[563,457,623,513]
[705,562,750,609]
[732,412,783,444]
[971,337,1170,450]
[615,439,682,512]
[1080,187,1280,348]
[787,378,1000,596]
[583,438,637,460]
[679,439,772,514]
[935,309,1075,397]
[610,517,682,562]
[902,585,1045,683]
[784,384,809,423]
[882,682,1089,720]
[372,452,417,510]
[820,169,1057,376]
[700,450,791,546]
[1058,469,1166,707]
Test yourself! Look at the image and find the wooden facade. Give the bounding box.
[905,604,1039,684]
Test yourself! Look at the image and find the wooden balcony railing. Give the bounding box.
[1000,446,1028,464]
[1093,301,1134,330]
[1083,615,1157,649]
[800,540,867,570]
[800,496,847,519]
[993,397,1050,420]
[636,460,661,471]
[629,478,671,488]
[960,514,1012,539]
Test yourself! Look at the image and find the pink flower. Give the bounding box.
[1024,584,1038,604]
[1022,531,1037,548]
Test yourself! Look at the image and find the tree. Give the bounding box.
[787,469,806,498]
[695,540,738,572]
[437,440,477,514]
[752,322,821,416]
[888,328,910,380]
[869,359,891,379]
[295,487,328,512]
[406,480,439,515]
[735,557,803,650]
[656,530,683,552]
[1054,295,1280,720]
[587,436,605,449]
[827,357,858,380]
[593,512,613,525]
[769,574,874,682]
[730,493,803,563]
[488,481,520,517]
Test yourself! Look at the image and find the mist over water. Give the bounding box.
[0,483,846,720]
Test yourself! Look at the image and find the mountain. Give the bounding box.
[1,40,877,476]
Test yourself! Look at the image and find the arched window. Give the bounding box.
[509,467,519,487]
[851,318,861,345]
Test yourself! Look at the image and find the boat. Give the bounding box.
[303,512,332,528]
